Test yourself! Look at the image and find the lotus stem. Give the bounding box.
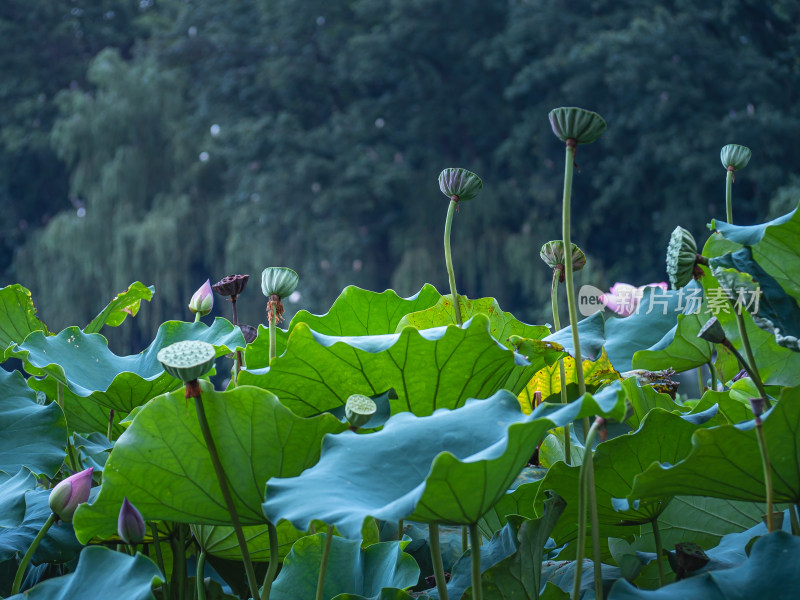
[107,409,115,441]
[261,521,280,600]
[462,525,468,553]
[172,524,187,600]
[232,299,242,386]
[11,512,56,595]
[150,522,170,599]
[444,198,463,326]
[315,526,333,600]
[651,518,666,587]
[708,361,717,392]
[792,505,800,536]
[732,309,769,406]
[572,417,603,600]
[56,382,80,471]
[398,519,404,540]
[196,550,207,600]
[696,367,705,396]
[268,309,277,364]
[194,312,202,323]
[726,168,734,223]
[429,523,449,600]
[551,268,572,464]
[754,415,775,532]
[193,393,260,600]
[587,453,603,600]
[469,523,483,600]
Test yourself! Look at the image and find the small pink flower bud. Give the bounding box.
[118,497,146,544]
[189,279,214,317]
[48,467,93,521]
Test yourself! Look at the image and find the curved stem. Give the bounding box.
[429,523,449,600]
[652,518,666,587]
[193,396,260,600]
[262,521,280,600]
[754,417,775,532]
[726,168,734,224]
[150,522,170,599]
[561,145,585,397]
[733,310,769,405]
[444,199,462,326]
[11,512,56,594]
[196,550,207,600]
[552,269,572,464]
[572,419,603,600]
[469,523,483,600]
[315,526,333,600]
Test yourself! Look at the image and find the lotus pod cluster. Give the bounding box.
[540,240,586,272]
[720,144,752,171]
[548,107,607,145]
[665,226,698,289]
[157,340,216,382]
[345,394,377,429]
[213,274,250,299]
[438,168,483,202]
[261,267,299,299]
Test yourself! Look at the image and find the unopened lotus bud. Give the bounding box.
[49,467,93,521]
[212,274,250,299]
[697,317,727,345]
[118,497,146,544]
[260,267,299,299]
[540,241,586,276]
[548,107,607,145]
[666,226,701,289]
[157,340,216,384]
[345,394,377,429]
[189,279,214,317]
[749,397,765,418]
[438,168,483,202]
[720,144,751,172]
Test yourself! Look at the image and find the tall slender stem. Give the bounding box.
[429,523,450,600]
[444,199,463,326]
[149,522,170,599]
[107,409,115,441]
[193,394,260,600]
[587,457,602,600]
[269,314,277,364]
[552,268,571,464]
[11,513,56,594]
[754,417,775,532]
[57,382,79,471]
[232,299,242,386]
[572,418,603,600]
[725,168,734,223]
[172,524,187,600]
[708,360,718,392]
[733,310,769,404]
[196,550,207,600]
[261,521,280,600]
[461,526,468,554]
[469,523,483,600]
[315,526,333,600]
[696,367,705,396]
[652,518,666,587]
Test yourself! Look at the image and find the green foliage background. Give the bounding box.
[2,0,800,351]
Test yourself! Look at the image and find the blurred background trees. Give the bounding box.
[2,0,799,352]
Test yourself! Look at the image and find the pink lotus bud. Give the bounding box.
[48,467,93,521]
[599,282,668,317]
[118,497,146,544]
[189,279,214,317]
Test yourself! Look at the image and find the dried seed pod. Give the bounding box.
[212,274,250,298]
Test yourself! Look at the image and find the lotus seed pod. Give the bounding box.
[345,394,377,429]
[720,144,751,171]
[212,274,250,298]
[157,340,216,382]
[539,241,586,272]
[438,168,483,202]
[697,317,727,345]
[665,226,698,289]
[261,267,299,299]
[548,107,607,145]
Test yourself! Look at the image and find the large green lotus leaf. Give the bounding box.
[630,385,800,504]
[245,284,441,369]
[700,269,800,386]
[607,531,800,600]
[546,286,696,372]
[0,284,48,360]
[632,312,713,373]
[192,521,304,561]
[271,535,418,600]
[712,208,796,247]
[749,206,800,305]
[518,349,620,412]
[396,295,550,349]
[6,545,161,600]
[73,382,346,543]
[11,318,245,415]
[262,388,628,538]
[0,488,83,564]
[84,281,155,334]
[0,369,66,477]
[0,469,37,527]
[536,406,719,548]
[239,314,558,418]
